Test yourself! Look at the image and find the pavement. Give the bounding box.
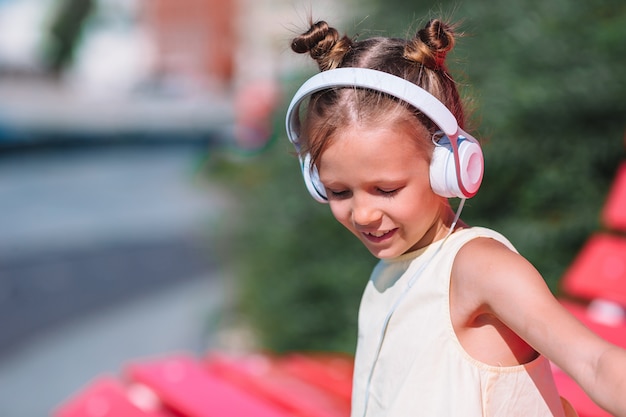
[0,142,235,417]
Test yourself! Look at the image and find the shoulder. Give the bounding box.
[455,232,523,269]
[451,228,543,308]
[453,227,525,270]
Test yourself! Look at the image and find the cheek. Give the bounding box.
[328,201,352,228]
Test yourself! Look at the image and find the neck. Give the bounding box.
[435,202,463,237]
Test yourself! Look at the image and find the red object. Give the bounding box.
[54,376,168,417]
[55,352,353,417]
[279,353,353,403]
[561,234,626,305]
[554,160,626,417]
[126,354,292,417]
[602,162,626,231]
[205,352,351,417]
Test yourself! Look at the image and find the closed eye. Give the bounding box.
[327,189,351,199]
[377,187,400,197]
[326,187,400,199]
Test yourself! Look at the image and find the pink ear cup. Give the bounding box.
[429,136,484,198]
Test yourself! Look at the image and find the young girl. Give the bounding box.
[285,18,626,417]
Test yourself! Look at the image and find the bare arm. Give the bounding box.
[587,344,626,416]
[455,237,626,416]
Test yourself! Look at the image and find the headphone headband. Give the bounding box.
[286,67,461,150]
[285,67,483,201]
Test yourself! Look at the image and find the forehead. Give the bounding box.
[318,122,429,180]
[328,117,430,157]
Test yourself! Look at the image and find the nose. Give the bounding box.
[351,195,381,227]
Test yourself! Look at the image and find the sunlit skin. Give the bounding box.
[318,122,457,259]
[316,121,626,416]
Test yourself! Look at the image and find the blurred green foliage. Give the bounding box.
[210,0,626,354]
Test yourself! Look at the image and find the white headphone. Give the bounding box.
[285,67,484,201]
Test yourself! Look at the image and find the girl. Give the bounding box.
[285,18,626,417]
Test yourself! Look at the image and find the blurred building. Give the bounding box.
[141,0,237,91]
[138,0,357,91]
[0,0,358,145]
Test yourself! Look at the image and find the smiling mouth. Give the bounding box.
[363,229,396,242]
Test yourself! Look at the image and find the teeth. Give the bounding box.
[369,230,388,237]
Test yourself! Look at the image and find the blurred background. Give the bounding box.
[0,0,624,416]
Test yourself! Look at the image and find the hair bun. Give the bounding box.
[405,19,456,69]
[291,20,352,70]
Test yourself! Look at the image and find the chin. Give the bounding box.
[364,246,403,260]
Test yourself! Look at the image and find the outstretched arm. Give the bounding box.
[586,344,626,416]
[457,238,626,416]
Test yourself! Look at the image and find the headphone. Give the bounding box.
[285,67,484,202]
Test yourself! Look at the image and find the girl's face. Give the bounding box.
[318,122,449,259]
